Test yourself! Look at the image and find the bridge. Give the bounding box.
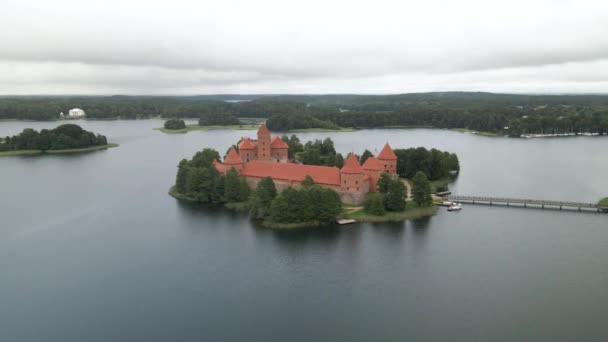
[443,195,608,213]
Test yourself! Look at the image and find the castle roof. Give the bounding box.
[377,143,397,160]
[341,153,364,174]
[238,137,256,150]
[224,147,243,165]
[257,123,270,136]
[241,161,341,186]
[212,159,226,173]
[362,156,383,171]
[270,135,289,149]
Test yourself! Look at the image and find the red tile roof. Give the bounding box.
[270,135,288,149]
[341,153,364,174]
[238,137,256,150]
[241,161,341,186]
[213,160,226,173]
[362,156,383,171]
[257,123,270,135]
[377,143,397,160]
[224,147,243,165]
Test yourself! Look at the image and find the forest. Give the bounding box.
[4,92,607,135]
[0,124,109,152]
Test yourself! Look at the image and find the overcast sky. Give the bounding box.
[1,0,608,94]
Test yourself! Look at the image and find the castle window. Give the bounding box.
[356,187,359,191]
[344,180,346,184]
[356,181,358,184]
[347,187,349,190]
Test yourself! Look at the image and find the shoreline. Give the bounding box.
[0,144,119,156]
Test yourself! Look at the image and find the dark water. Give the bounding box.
[1,120,607,341]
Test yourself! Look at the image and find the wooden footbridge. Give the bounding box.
[443,195,608,213]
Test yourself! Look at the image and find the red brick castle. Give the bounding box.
[213,124,398,204]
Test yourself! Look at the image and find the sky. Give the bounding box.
[1,0,608,95]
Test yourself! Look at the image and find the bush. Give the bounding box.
[364,193,385,215]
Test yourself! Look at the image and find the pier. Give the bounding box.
[443,195,608,213]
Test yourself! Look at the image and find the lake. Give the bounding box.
[1,120,608,341]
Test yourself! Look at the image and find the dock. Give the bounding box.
[444,195,607,213]
[336,219,357,225]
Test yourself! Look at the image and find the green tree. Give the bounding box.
[384,179,406,211]
[335,153,344,168]
[302,175,315,187]
[191,148,221,168]
[224,168,242,202]
[360,149,373,164]
[250,177,277,219]
[377,173,392,193]
[175,159,190,193]
[364,192,385,215]
[411,171,432,207]
[164,118,186,130]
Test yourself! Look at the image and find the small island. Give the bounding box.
[0,124,117,156]
[169,124,459,228]
[156,116,259,134]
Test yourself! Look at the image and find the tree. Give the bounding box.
[411,171,432,207]
[175,159,190,193]
[191,148,221,168]
[335,153,344,168]
[164,119,186,130]
[377,173,392,193]
[250,177,277,219]
[360,149,373,164]
[384,179,406,211]
[224,168,242,202]
[364,192,385,215]
[302,175,315,187]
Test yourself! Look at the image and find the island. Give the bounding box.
[156,117,259,134]
[0,124,117,156]
[599,198,608,210]
[170,124,460,228]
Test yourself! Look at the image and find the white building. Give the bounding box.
[68,108,86,117]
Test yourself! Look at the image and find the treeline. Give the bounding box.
[174,148,342,226]
[6,93,606,135]
[0,124,108,151]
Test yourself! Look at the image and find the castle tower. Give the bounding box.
[270,135,289,163]
[340,153,366,192]
[377,143,398,177]
[238,137,257,164]
[257,123,271,161]
[224,147,244,173]
[362,156,383,192]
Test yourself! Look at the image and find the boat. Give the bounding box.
[447,203,462,211]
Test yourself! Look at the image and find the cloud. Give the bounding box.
[1,0,608,93]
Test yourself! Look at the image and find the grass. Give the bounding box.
[155,124,259,134]
[451,128,498,137]
[599,197,608,207]
[0,144,118,156]
[289,127,355,132]
[343,201,438,222]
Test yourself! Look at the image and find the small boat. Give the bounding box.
[447,203,462,211]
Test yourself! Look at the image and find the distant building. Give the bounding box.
[212,123,398,205]
[68,108,86,118]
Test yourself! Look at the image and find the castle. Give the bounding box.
[213,124,398,205]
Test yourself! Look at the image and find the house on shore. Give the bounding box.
[213,123,398,205]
